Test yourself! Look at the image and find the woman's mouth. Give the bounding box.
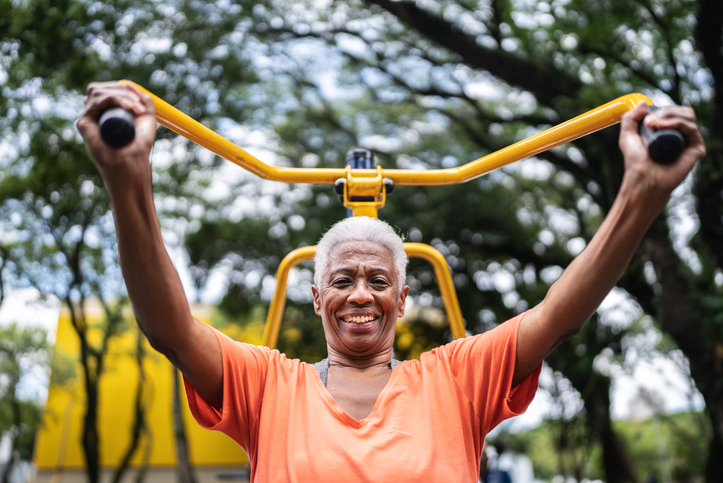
[342,315,377,324]
[339,314,380,330]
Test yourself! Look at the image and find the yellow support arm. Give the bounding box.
[261,243,466,350]
[261,246,317,350]
[120,80,651,186]
[403,243,466,340]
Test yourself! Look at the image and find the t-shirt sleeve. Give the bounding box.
[183,326,270,451]
[446,312,541,434]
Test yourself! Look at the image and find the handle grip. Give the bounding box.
[639,105,685,165]
[99,107,136,148]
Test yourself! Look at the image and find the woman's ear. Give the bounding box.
[311,286,322,315]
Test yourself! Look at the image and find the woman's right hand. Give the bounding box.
[76,82,157,184]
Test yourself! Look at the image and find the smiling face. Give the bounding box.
[311,239,409,360]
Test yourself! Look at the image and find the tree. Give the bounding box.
[0,324,49,483]
[173,0,722,479]
[0,2,223,481]
[2,0,721,481]
[110,331,149,483]
[206,1,721,480]
[0,110,131,482]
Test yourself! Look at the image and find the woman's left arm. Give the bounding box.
[512,102,706,387]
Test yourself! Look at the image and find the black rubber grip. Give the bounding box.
[639,105,685,165]
[99,107,136,148]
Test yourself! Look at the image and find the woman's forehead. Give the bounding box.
[326,240,395,271]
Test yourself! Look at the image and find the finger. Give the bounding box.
[678,134,706,170]
[646,107,706,161]
[652,124,705,179]
[84,83,146,119]
[76,114,100,144]
[644,105,697,124]
[648,109,700,137]
[621,101,650,130]
[87,92,144,119]
[619,102,651,157]
[135,102,158,148]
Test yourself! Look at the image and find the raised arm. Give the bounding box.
[512,102,706,387]
[76,82,223,408]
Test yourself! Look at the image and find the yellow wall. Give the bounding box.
[34,305,249,470]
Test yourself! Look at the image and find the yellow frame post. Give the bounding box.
[261,246,317,349]
[403,243,466,340]
[261,243,466,350]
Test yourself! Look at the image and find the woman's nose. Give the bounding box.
[348,281,374,304]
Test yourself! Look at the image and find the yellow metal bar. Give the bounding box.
[343,166,385,217]
[121,80,651,187]
[403,243,466,340]
[262,243,466,349]
[350,206,379,217]
[388,94,653,185]
[120,80,347,184]
[262,246,317,349]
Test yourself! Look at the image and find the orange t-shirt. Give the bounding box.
[184,313,540,482]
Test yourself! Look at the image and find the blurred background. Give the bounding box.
[0,0,721,482]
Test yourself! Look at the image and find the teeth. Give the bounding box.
[344,315,375,324]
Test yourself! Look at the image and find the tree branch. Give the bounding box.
[365,0,582,103]
[641,4,682,104]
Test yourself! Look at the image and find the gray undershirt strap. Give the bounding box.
[313,358,401,387]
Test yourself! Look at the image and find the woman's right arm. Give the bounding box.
[76,82,223,409]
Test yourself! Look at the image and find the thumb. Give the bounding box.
[131,93,157,150]
[618,101,651,159]
[76,112,101,146]
[620,101,650,136]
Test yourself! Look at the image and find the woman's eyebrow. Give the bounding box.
[367,267,393,276]
[329,266,393,277]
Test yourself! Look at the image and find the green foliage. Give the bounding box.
[617,412,711,482]
[492,411,711,482]
[490,418,603,480]
[1,0,722,480]
[0,324,50,461]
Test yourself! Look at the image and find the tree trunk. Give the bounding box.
[692,2,723,480]
[82,379,100,483]
[546,345,639,483]
[172,369,197,483]
[112,332,147,483]
[66,299,101,483]
[579,376,638,483]
[1,373,21,483]
[704,408,723,483]
[133,426,153,483]
[643,221,723,482]
[1,451,18,483]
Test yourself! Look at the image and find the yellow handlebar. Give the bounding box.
[121,80,651,186]
[121,80,653,348]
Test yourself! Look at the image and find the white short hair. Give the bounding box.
[314,217,408,288]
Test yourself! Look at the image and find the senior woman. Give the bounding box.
[77,82,705,482]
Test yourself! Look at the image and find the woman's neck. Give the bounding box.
[326,346,394,370]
